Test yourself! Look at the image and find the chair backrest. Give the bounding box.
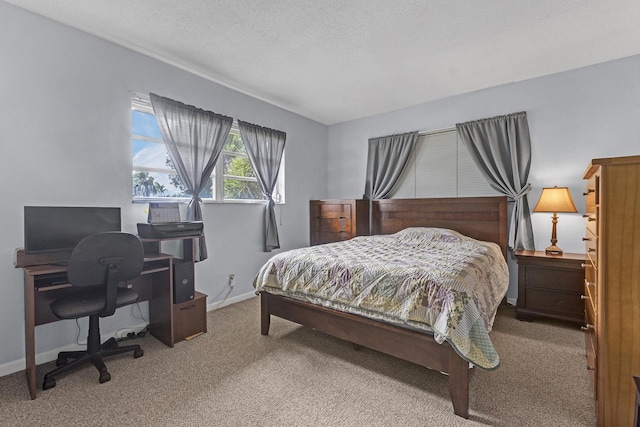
[67,232,144,316]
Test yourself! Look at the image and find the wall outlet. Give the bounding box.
[228,274,235,287]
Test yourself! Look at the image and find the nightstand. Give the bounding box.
[514,250,586,324]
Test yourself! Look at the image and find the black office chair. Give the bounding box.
[43,232,145,390]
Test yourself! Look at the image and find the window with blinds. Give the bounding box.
[389,129,499,198]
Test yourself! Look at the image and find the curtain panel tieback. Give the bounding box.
[511,183,531,200]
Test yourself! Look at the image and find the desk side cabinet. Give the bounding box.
[514,250,586,324]
[141,236,207,345]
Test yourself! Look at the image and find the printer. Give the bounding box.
[137,221,203,239]
[137,202,204,239]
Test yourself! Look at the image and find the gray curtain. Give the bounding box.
[150,93,233,261]
[456,111,534,250]
[363,131,418,233]
[238,120,286,252]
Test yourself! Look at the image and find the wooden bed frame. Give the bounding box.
[260,196,508,419]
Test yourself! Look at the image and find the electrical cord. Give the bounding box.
[130,301,149,329]
[115,302,150,342]
[74,302,151,344]
[75,318,84,345]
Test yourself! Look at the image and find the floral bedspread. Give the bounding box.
[253,227,509,369]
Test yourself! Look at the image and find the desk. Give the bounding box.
[18,235,207,400]
[22,254,175,399]
[20,253,174,400]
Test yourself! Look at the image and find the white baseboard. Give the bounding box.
[207,291,256,311]
[507,297,517,306]
[0,323,147,378]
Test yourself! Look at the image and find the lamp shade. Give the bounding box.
[533,187,577,213]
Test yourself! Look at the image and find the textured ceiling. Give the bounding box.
[4,0,640,124]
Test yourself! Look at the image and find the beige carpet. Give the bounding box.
[0,297,595,426]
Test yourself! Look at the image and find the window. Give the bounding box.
[131,93,284,203]
[389,129,499,198]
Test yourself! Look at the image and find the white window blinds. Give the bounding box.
[389,129,499,198]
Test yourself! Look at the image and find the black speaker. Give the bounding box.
[173,259,194,304]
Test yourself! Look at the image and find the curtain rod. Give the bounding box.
[418,126,456,136]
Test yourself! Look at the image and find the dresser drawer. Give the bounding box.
[525,267,584,293]
[585,321,597,399]
[312,217,348,233]
[525,289,584,316]
[316,203,352,219]
[584,265,597,310]
[585,215,597,238]
[584,299,597,399]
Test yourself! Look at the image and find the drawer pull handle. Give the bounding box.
[581,324,595,331]
[584,280,595,287]
[180,304,196,310]
[588,248,596,252]
[580,295,588,300]
[586,365,596,371]
[583,189,595,196]
[582,237,590,241]
[581,263,587,268]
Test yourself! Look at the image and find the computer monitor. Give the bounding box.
[24,206,121,254]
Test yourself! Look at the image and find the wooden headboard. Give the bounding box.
[371,196,508,257]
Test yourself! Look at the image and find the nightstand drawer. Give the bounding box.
[525,267,584,293]
[525,289,584,316]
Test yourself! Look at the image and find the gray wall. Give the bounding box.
[0,3,327,374]
[326,54,640,301]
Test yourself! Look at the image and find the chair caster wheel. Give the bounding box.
[99,372,111,384]
[134,349,143,358]
[43,378,56,390]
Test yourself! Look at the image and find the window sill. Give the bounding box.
[132,198,284,205]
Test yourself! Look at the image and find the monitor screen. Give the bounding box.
[24,206,121,254]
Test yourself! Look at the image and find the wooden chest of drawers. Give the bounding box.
[514,250,586,324]
[309,199,368,246]
[583,155,640,426]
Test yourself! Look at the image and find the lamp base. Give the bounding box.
[545,245,563,256]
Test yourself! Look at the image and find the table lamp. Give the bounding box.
[533,186,577,256]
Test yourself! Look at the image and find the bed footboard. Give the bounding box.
[259,291,469,418]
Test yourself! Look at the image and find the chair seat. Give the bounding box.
[51,287,139,319]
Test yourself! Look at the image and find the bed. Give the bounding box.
[254,196,508,419]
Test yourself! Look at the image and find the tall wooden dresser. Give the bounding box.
[583,155,640,426]
[309,199,369,246]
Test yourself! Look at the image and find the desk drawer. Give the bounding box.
[173,291,207,342]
